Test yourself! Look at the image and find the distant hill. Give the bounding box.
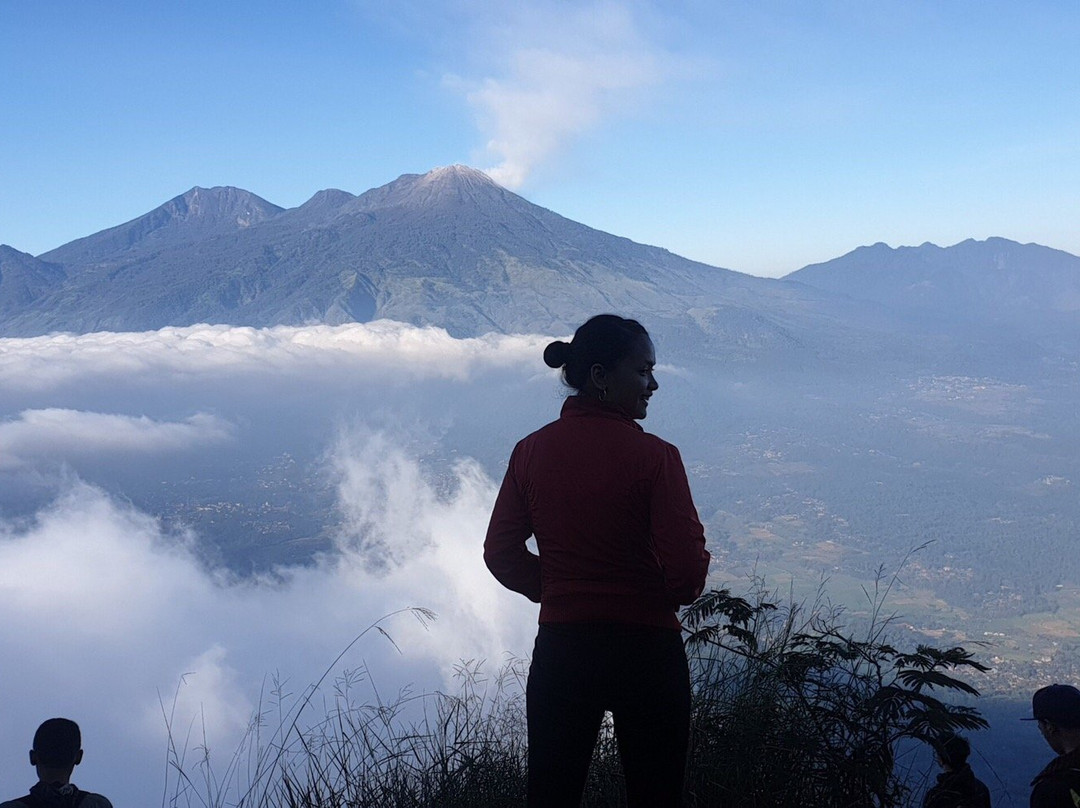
[785,238,1080,338]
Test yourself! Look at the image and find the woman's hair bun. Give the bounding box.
[543,340,572,369]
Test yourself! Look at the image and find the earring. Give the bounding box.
[599,388,608,402]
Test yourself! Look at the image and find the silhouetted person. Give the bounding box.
[1028,684,1080,807]
[485,315,710,807]
[0,719,112,808]
[923,732,991,807]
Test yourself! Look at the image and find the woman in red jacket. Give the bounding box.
[484,314,711,807]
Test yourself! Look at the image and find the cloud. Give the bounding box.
[0,321,551,392]
[0,430,537,805]
[0,409,234,469]
[451,1,666,188]
[0,320,559,802]
[330,429,530,661]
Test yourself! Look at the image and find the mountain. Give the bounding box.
[0,166,842,363]
[40,186,285,267]
[785,238,1080,333]
[3,167,1077,373]
[0,246,67,320]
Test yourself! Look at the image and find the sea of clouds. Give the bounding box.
[0,321,567,805]
[0,319,1057,805]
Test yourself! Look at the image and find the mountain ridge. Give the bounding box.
[785,237,1080,331]
[38,186,285,269]
[1,167,1076,373]
[0,246,67,319]
[2,166,768,343]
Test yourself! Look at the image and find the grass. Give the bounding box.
[162,576,990,808]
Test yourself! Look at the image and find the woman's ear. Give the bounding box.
[589,362,606,390]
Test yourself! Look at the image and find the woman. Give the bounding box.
[484,314,711,807]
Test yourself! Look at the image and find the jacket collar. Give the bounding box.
[560,395,644,432]
[1033,745,1080,786]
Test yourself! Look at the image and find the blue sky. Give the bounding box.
[1,0,1078,277]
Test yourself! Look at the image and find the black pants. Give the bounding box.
[526,622,691,807]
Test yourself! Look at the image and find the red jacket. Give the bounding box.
[484,395,710,631]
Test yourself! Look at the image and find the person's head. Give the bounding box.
[30,718,83,784]
[544,315,657,419]
[1030,684,1080,755]
[933,733,970,771]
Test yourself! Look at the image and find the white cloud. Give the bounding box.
[0,320,558,803]
[330,429,532,662]
[0,430,537,806]
[0,409,234,469]
[451,1,665,188]
[0,321,551,392]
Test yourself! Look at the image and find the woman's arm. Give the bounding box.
[650,443,711,605]
[484,454,542,602]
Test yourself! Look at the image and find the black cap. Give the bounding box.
[1027,684,1080,728]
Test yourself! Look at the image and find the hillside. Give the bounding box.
[786,238,1080,349]
[0,245,67,319]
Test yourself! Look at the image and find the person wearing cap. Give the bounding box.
[0,718,112,808]
[923,732,991,807]
[1028,684,1080,807]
